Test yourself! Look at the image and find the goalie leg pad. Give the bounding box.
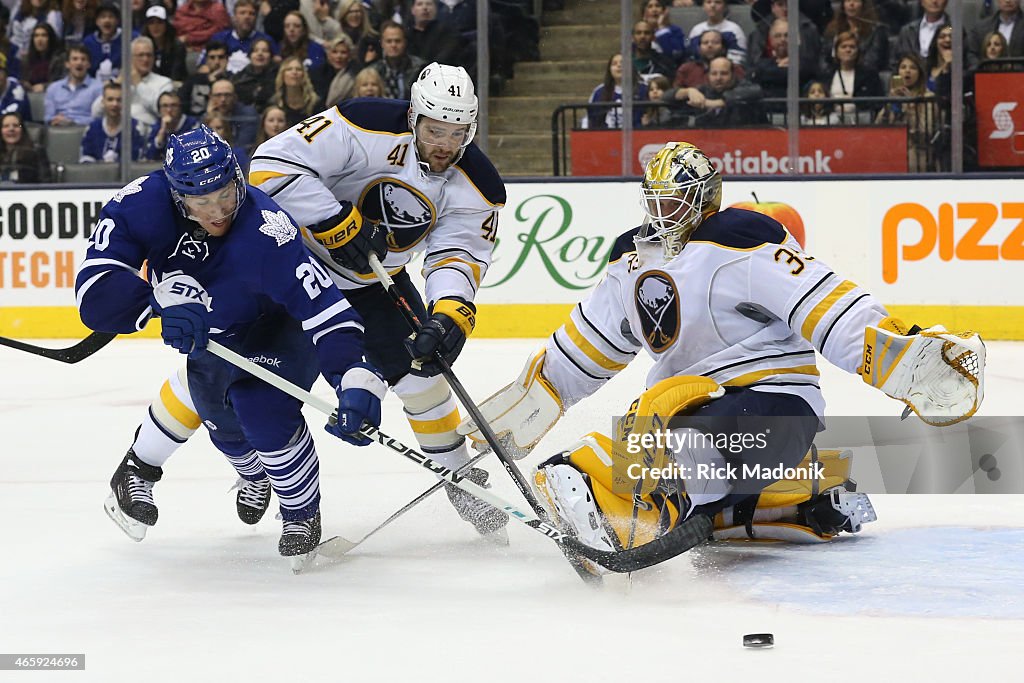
[457,348,564,459]
[537,433,685,550]
[713,448,877,542]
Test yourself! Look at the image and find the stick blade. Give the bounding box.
[313,535,359,560]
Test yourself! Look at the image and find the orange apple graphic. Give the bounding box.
[730,193,805,247]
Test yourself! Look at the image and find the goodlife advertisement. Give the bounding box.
[569,128,909,176]
[0,178,1021,338]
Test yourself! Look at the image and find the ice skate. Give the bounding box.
[280,510,323,573]
[444,467,510,544]
[534,461,615,577]
[800,486,877,536]
[104,448,163,542]
[230,477,272,525]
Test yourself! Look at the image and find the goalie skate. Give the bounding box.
[534,462,614,577]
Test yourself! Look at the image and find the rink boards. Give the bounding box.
[0,177,1021,339]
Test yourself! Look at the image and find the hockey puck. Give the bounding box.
[743,633,774,648]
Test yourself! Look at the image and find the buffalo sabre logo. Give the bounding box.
[634,271,680,353]
[359,179,435,252]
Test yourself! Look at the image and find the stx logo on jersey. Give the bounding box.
[634,271,680,353]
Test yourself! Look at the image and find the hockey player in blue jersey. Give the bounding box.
[103,63,512,543]
[75,126,386,559]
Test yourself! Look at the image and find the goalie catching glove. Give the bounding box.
[404,298,476,377]
[861,316,985,426]
[310,201,388,275]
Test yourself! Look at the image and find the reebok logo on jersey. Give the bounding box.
[248,354,282,368]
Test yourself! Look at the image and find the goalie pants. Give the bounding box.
[676,386,819,517]
[187,314,322,521]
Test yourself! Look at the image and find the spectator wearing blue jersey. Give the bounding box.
[144,90,198,160]
[642,0,687,67]
[83,1,124,81]
[45,45,104,125]
[688,0,749,66]
[0,58,32,121]
[80,80,145,161]
[77,125,385,559]
[280,10,326,70]
[585,52,648,129]
[210,0,278,75]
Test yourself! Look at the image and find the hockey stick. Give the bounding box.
[204,340,712,574]
[0,330,117,364]
[364,255,542,515]
[316,450,490,560]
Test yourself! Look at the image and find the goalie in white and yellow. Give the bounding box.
[460,141,985,569]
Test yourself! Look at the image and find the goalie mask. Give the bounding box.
[638,142,722,259]
[408,62,478,170]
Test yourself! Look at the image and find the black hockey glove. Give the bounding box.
[310,201,388,275]
[404,298,476,377]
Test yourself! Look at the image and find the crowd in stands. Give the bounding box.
[584,0,1024,171]
[0,0,540,183]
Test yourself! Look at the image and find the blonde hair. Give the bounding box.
[336,0,378,39]
[272,56,320,115]
[353,66,386,98]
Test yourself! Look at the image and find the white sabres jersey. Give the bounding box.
[248,99,505,305]
[541,208,890,417]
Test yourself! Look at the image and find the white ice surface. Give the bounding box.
[2,339,1023,682]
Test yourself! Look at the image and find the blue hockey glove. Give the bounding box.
[326,362,387,446]
[404,298,475,377]
[151,273,213,357]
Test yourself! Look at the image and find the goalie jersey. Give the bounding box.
[74,172,367,387]
[541,208,890,416]
[247,98,506,306]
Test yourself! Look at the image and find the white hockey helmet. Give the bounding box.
[408,62,478,163]
[638,141,722,258]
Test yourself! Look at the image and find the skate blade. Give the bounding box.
[534,470,605,584]
[103,493,148,542]
[290,548,319,574]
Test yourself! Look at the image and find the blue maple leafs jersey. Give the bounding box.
[75,172,367,388]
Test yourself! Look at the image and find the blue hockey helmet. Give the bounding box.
[164,125,246,218]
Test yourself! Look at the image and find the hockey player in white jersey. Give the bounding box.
[460,141,986,570]
[107,63,510,540]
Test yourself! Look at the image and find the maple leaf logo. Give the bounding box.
[112,176,148,203]
[259,209,297,246]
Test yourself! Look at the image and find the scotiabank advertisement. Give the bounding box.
[975,72,1024,169]
[569,128,909,176]
[1,179,1022,338]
